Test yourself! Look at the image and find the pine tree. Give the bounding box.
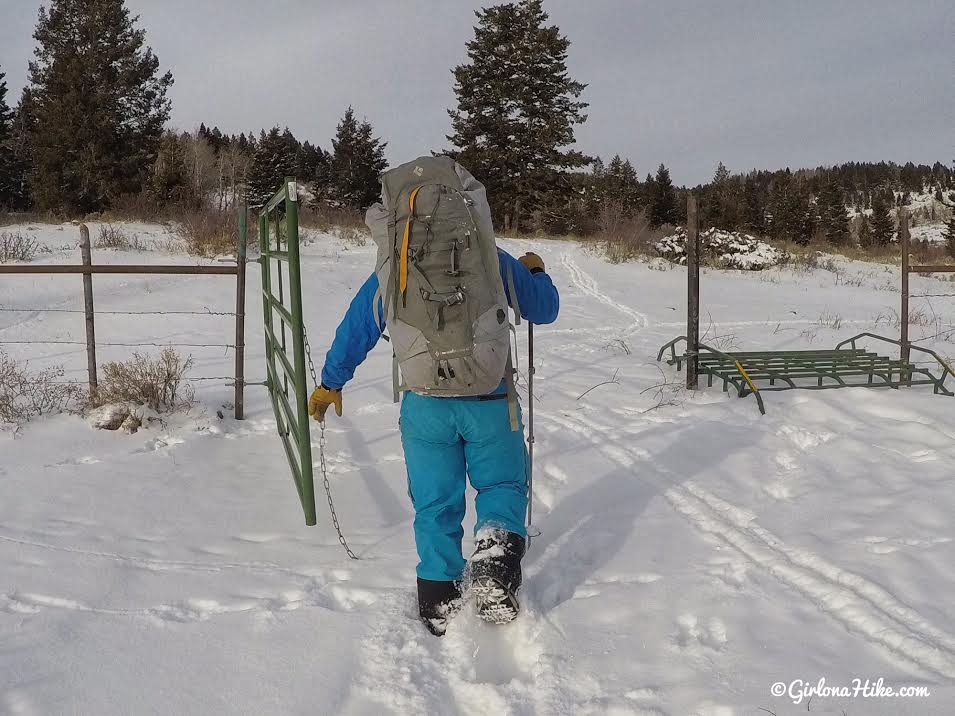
[329,107,387,210]
[0,68,15,208]
[619,159,640,212]
[25,0,173,213]
[818,178,850,246]
[149,131,188,206]
[447,0,589,232]
[743,175,765,234]
[648,163,677,226]
[944,214,955,259]
[857,214,873,249]
[246,127,301,208]
[869,192,894,248]
[768,174,813,245]
[710,161,740,230]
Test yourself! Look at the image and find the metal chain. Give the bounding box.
[303,326,359,560]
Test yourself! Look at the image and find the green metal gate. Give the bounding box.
[259,178,316,525]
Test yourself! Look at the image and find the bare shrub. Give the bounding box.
[96,348,195,413]
[298,204,366,232]
[596,206,667,263]
[778,251,819,274]
[338,227,368,247]
[0,351,84,426]
[94,223,147,251]
[110,192,167,223]
[0,231,43,262]
[178,208,237,256]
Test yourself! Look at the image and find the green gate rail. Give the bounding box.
[259,178,316,525]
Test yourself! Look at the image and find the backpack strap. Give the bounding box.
[392,353,401,404]
[398,186,423,297]
[504,349,520,432]
[506,262,522,326]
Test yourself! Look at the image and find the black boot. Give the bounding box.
[469,528,526,624]
[417,578,464,637]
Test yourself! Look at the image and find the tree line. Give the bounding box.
[0,0,951,256]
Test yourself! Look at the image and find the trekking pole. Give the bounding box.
[526,322,537,548]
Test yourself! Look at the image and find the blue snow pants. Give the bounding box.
[399,391,528,582]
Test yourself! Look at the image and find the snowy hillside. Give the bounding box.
[2,223,955,715]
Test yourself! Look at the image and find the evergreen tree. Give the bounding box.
[648,163,677,226]
[818,178,850,246]
[618,159,640,211]
[709,161,741,230]
[329,107,387,210]
[246,127,302,207]
[5,89,35,210]
[944,214,955,259]
[25,0,173,213]
[584,156,606,215]
[148,131,188,206]
[0,68,16,208]
[447,0,589,231]
[870,191,895,248]
[743,175,765,234]
[768,174,813,245]
[857,214,874,249]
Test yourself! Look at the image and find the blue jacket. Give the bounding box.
[321,249,559,390]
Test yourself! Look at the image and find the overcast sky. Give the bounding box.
[1,0,952,185]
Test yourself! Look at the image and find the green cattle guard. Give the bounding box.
[259,178,316,525]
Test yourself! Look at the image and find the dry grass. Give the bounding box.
[96,348,195,413]
[0,351,84,427]
[177,209,239,256]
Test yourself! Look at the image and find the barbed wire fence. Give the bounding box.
[0,221,253,417]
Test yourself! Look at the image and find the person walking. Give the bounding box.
[308,156,559,635]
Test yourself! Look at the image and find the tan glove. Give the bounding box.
[518,252,545,273]
[308,385,342,422]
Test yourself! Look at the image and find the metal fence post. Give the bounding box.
[234,205,248,419]
[686,194,700,390]
[79,224,98,399]
[899,209,911,379]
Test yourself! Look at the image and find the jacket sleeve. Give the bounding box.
[498,249,560,325]
[320,273,385,390]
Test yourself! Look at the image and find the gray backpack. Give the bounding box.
[365,156,522,428]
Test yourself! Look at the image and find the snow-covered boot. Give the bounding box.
[469,528,526,625]
[417,578,464,637]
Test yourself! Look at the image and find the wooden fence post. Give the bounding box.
[234,205,248,420]
[686,194,700,390]
[80,224,98,399]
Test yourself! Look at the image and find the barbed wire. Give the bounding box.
[0,340,235,349]
[911,294,955,299]
[0,307,236,316]
[42,376,244,386]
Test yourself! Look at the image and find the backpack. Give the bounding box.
[365,156,521,428]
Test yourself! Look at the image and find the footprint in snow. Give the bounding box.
[49,456,101,467]
[675,614,728,651]
[136,435,185,453]
[860,535,951,555]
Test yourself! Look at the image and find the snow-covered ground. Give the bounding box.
[2,222,955,715]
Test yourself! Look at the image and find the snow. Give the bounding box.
[655,227,783,270]
[2,223,955,714]
[912,223,950,244]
